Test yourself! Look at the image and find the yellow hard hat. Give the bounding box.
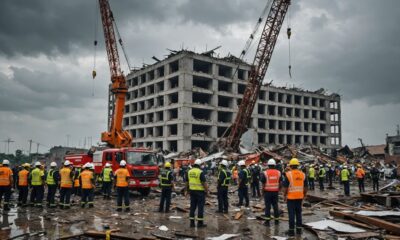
[357,164,361,167]
[164,162,171,168]
[289,158,300,166]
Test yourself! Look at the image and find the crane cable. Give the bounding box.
[92,0,99,96]
[287,6,292,78]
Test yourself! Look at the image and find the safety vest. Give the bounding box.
[80,170,94,189]
[264,169,281,192]
[18,169,29,187]
[159,169,172,187]
[30,168,43,186]
[102,167,112,182]
[115,168,129,187]
[319,168,326,178]
[46,169,56,185]
[60,167,73,188]
[341,169,350,181]
[308,168,315,179]
[74,168,81,187]
[356,168,365,179]
[218,168,231,187]
[285,169,305,200]
[242,168,251,185]
[188,167,205,191]
[0,166,12,186]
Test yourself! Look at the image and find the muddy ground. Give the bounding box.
[0,176,392,240]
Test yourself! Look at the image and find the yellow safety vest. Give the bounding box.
[31,168,43,186]
[319,168,326,178]
[102,167,112,182]
[188,168,205,191]
[159,169,172,187]
[60,167,73,188]
[308,168,315,178]
[46,169,56,185]
[341,169,349,181]
[219,169,231,187]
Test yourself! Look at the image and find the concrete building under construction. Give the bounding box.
[122,51,341,152]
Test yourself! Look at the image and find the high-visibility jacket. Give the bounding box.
[102,167,113,182]
[159,169,172,187]
[308,168,315,179]
[60,167,73,188]
[285,169,305,200]
[319,168,326,178]
[80,170,94,189]
[218,168,231,187]
[0,166,13,186]
[18,169,29,187]
[356,168,365,179]
[115,168,130,187]
[264,169,281,192]
[341,169,350,181]
[188,167,205,191]
[240,168,251,186]
[46,169,57,185]
[74,168,81,187]
[30,168,44,186]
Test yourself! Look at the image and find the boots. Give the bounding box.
[190,220,195,228]
[197,221,207,228]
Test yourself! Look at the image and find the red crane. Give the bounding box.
[222,0,291,151]
[98,0,133,147]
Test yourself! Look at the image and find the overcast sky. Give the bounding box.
[0,0,399,154]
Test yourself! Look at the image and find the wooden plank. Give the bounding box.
[234,210,244,220]
[84,230,156,240]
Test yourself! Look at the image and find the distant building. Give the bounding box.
[386,132,400,165]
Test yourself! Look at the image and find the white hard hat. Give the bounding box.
[2,159,10,165]
[267,159,276,165]
[64,160,71,166]
[89,163,95,170]
[35,162,41,167]
[50,162,57,167]
[120,160,127,166]
[220,160,228,166]
[320,165,323,167]
[105,163,111,167]
[238,160,245,166]
[194,159,202,165]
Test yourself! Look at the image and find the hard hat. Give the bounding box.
[267,159,276,165]
[343,165,348,168]
[89,163,95,170]
[25,163,31,168]
[64,160,71,166]
[238,160,245,166]
[82,163,88,169]
[289,158,300,166]
[50,162,57,167]
[251,160,255,164]
[2,159,9,165]
[357,164,361,167]
[120,160,127,166]
[35,162,41,167]
[220,160,228,166]
[194,159,202,165]
[222,156,228,160]
[164,162,172,168]
[105,163,111,167]
[320,165,323,168]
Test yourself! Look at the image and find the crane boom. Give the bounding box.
[222,0,290,151]
[99,0,133,148]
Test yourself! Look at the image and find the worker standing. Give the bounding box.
[80,163,95,208]
[282,158,308,237]
[159,161,174,212]
[327,164,334,188]
[59,160,74,209]
[318,164,326,191]
[114,160,130,212]
[370,163,380,192]
[250,161,261,198]
[237,160,250,207]
[308,164,315,190]
[46,162,59,208]
[216,159,231,213]
[29,162,45,207]
[17,163,30,207]
[101,163,113,199]
[72,165,82,200]
[0,159,14,211]
[341,165,351,196]
[355,164,365,193]
[260,159,281,225]
[187,159,208,228]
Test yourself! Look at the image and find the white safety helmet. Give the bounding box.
[267,159,276,166]
[120,160,127,166]
[220,160,228,166]
[238,160,245,166]
[2,159,10,165]
[64,160,71,166]
[35,162,41,167]
[50,162,57,167]
[194,159,202,165]
[105,163,111,167]
[82,163,88,169]
[89,163,95,170]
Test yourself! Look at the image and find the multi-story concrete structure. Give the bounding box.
[122,51,341,152]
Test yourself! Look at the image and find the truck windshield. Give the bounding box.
[126,152,157,166]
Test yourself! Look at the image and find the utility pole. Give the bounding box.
[36,143,39,154]
[28,139,33,161]
[5,138,14,154]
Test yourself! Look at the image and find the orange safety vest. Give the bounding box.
[18,169,29,187]
[356,168,365,179]
[0,166,12,186]
[264,169,281,192]
[60,167,73,188]
[80,170,94,189]
[115,168,129,187]
[74,169,81,187]
[285,169,305,200]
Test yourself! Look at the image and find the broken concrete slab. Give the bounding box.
[305,219,366,233]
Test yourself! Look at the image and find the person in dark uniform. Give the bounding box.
[45,162,60,208]
[250,161,261,198]
[370,163,380,192]
[186,159,209,228]
[318,164,326,191]
[159,161,174,212]
[216,159,231,213]
[237,160,250,207]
